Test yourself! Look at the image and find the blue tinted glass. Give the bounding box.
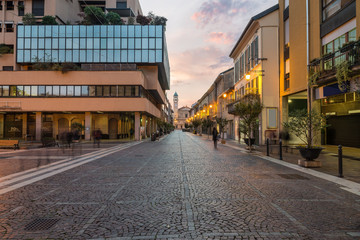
[59,50,65,62]
[24,50,31,62]
[59,26,66,37]
[25,38,31,49]
[18,26,24,37]
[149,26,155,37]
[128,26,134,37]
[155,26,162,37]
[114,39,121,49]
[45,38,51,49]
[73,50,79,62]
[156,50,162,62]
[121,39,127,49]
[100,50,107,62]
[142,38,148,49]
[25,26,31,37]
[108,26,114,37]
[108,38,114,49]
[142,26,149,37]
[149,38,155,49]
[73,25,79,37]
[128,50,134,62]
[52,25,59,37]
[67,86,74,96]
[73,38,79,49]
[80,26,86,37]
[86,26,93,37]
[52,38,58,49]
[80,50,86,62]
[45,26,52,37]
[31,38,38,49]
[86,50,93,62]
[142,50,148,62]
[121,50,127,62]
[156,38,162,49]
[135,38,141,49]
[66,50,72,62]
[31,50,38,61]
[38,38,45,49]
[121,26,127,37]
[66,26,72,37]
[107,50,113,62]
[128,38,134,49]
[101,26,107,37]
[114,50,120,62]
[135,50,141,62]
[87,38,93,49]
[45,50,51,60]
[59,38,65,49]
[114,26,121,37]
[94,26,100,36]
[38,50,45,61]
[66,38,72,49]
[94,50,100,62]
[17,38,24,49]
[101,39,107,49]
[80,38,86,49]
[31,26,38,37]
[52,50,58,61]
[135,26,141,37]
[94,38,100,49]
[17,50,24,62]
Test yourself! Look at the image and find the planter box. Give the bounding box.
[298,159,322,168]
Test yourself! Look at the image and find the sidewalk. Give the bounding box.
[197,133,360,184]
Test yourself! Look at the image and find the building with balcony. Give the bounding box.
[0,0,170,142]
[229,4,280,145]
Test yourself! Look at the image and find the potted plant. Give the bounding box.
[283,109,328,167]
[191,119,202,135]
[215,117,228,144]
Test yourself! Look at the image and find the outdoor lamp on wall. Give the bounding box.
[223,93,227,98]
[210,105,213,108]
[246,74,251,80]
[203,110,206,113]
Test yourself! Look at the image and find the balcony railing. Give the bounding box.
[227,93,260,115]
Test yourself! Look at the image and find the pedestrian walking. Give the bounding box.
[212,127,218,149]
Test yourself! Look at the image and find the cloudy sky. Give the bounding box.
[140,0,278,108]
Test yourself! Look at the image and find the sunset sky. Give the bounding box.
[141,0,278,108]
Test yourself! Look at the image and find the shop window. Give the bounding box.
[5,23,14,32]
[6,1,14,10]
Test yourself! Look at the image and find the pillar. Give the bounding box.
[142,115,147,139]
[85,112,92,141]
[35,112,42,141]
[152,118,156,134]
[234,116,239,141]
[0,114,4,139]
[22,113,27,140]
[134,112,140,141]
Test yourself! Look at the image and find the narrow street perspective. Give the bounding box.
[0,131,359,239]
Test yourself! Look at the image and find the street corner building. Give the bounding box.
[0,0,171,142]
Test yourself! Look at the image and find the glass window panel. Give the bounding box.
[128,26,134,37]
[156,50,162,62]
[149,26,155,37]
[66,25,72,37]
[46,86,52,96]
[135,86,139,96]
[81,86,88,96]
[103,86,110,96]
[31,25,38,37]
[52,25,59,37]
[38,38,45,49]
[121,50,127,62]
[45,38,51,49]
[30,50,37,62]
[87,38,93,49]
[135,50,141,62]
[125,86,132,96]
[135,25,141,37]
[67,86,74,96]
[25,38,31,49]
[73,25,79,37]
[114,26,121,37]
[73,38,79,49]
[334,38,340,51]
[114,50,120,62]
[0,86,2,97]
[121,25,127,37]
[128,50,134,62]
[128,38,134,49]
[108,26,114,37]
[53,86,59,96]
[38,50,45,61]
[118,86,124,96]
[110,86,117,96]
[31,86,37,96]
[59,50,66,62]
[2,86,9,96]
[149,50,155,63]
[25,26,31,37]
[31,38,38,49]
[93,25,99,36]
[74,86,81,96]
[142,26,149,37]
[59,26,66,37]
[156,26,162,37]
[45,26,52,37]
[59,38,65,49]
[24,50,31,62]
[86,50,93,62]
[96,86,102,96]
[86,26,93,37]
[142,38,148,49]
[94,50,100,62]
[107,50,113,62]
[17,50,24,62]
[66,38,72,49]
[156,38,162,49]
[52,50,58,62]
[142,50,148,62]
[339,35,346,47]
[100,50,107,62]
[73,50,79,62]
[52,38,58,49]
[60,86,67,96]
[135,38,141,49]
[80,50,86,62]
[80,26,86,37]
[17,86,24,96]
[66,50,72,62]
[17,38,24,49]
[89,86,96,96]
[39,86,46,96]
[101,26,107,37]
[349,29,356,42]
[24,86,31,96]
[149,38,155,49]
[108,38,114,49]
[121,38,127,49]
[100,38,106,49]
[114,39,121,49]
[80,38,86,49]
[18,26,24,37]
[131,86,138,96]
[94,38,100,49]
[45,50,51,61]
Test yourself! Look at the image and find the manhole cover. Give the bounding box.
[278,174,309,180]
[24,218,59,231]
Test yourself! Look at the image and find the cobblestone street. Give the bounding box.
[0,130,359,239]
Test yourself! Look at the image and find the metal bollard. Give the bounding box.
[266,138,270,156]
[338,145,343,178]
[279,139,283,160]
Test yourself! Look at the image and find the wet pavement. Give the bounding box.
[0,131,359,239]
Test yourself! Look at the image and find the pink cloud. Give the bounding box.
[207,32,235,45]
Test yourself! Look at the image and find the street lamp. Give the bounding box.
[210,105,213,108]
[223,93,227,98]
[246,74,251,80]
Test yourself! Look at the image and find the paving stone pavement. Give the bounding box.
[0,130,359,239]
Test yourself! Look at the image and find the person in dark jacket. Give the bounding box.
[212,127,218,149]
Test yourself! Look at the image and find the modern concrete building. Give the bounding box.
[0,0,170,142]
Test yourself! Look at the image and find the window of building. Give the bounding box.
[81,86,88,96]
[0,23,2,32]
[89,86,96,96]
[116,1,127,9]
[32,0,44,16]
[2,66,13,71]
[6,1,14,10]
[0,1,2,11]
[322,0,341,21]
[285,0,289,8]
[96,86,102,96]
[38,86,46,96]
[5,23,14,32]
[285,19,289,45]
[18,1,24,16]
